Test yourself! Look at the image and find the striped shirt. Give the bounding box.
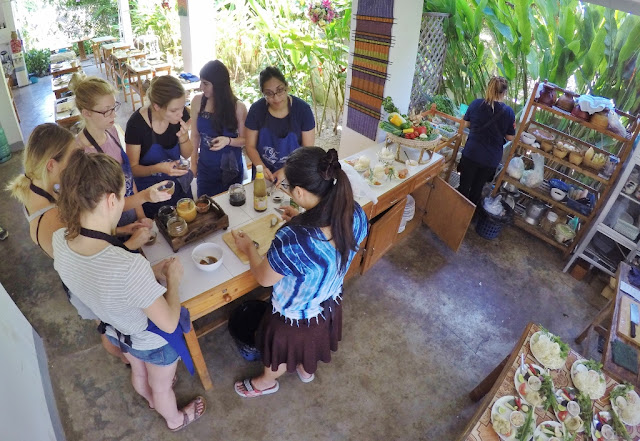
[267,203,368,321]
[52,228,167,350]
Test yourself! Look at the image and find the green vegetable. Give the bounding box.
[577,392,593,437]
[379,121,403,136]
[581,359,603,373]
[610,383,634,403]
[382,96,399,114]
[541,374,558,412]
[400,122,412,130]
[516,405,535,441]
[610,406,632,441]
[539,326,570,359]
[431,94,456,116]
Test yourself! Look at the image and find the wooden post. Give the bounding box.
[184,325,213,391]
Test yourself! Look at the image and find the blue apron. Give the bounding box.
[83,128,137,227]
[80,227,195,375]
[255,97,300,176]
[134,108,193,218]
[196,96,243,197]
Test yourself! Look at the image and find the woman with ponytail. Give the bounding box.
[231,147,368,398]
[458,76,516,206]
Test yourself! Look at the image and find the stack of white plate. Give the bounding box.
[397,195,416,233]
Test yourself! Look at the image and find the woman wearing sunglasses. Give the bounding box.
[245,66,316,184]
[71,74,166,229]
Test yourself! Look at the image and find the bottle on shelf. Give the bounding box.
[253,165,267,212]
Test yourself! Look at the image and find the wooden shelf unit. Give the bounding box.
[493,80,640,258]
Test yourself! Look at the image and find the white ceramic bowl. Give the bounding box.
[191,243,224,272]
[550,188,567,201]
[521,132,536,145]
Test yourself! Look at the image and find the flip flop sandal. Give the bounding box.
[234,378,279,398]
[168,396,206,432]
[296,367,315,383]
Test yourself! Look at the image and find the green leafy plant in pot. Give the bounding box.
[25,49,50,77]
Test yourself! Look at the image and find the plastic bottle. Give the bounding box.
[0,122,11,164]
[253,165,267,212]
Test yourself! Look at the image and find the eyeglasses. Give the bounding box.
[263,87,288,99]
[88,102,121,117]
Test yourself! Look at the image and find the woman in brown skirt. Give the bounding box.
[231,147,369,397]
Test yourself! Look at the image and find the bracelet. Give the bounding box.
[226,137,232,147]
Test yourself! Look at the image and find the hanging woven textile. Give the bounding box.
[346,0,395,140]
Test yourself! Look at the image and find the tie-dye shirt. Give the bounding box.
[267,203,368,321]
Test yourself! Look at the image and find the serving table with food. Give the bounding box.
[50,61,81,78]
[110,50,147,91]
[54,96,80,128]
[459,322,640,441]
[141,142,472,390]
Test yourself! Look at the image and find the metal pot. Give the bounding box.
[524,200,547,225]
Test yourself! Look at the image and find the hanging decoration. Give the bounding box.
[346,0,395,140]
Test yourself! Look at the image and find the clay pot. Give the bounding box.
[571,105,591,122]
[556,93,575,112]
[590,111,609,130]
[538,83,557,106]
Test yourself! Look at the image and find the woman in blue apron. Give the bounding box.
[70,74,170,228]
[190,60,247,197]
[53,151,206,432]
[125,75,194,219]
[245,66,316,184]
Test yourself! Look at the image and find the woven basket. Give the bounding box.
[583,157,606,171]
[386,132,442,149]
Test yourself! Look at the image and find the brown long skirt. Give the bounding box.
[256,296,342,375]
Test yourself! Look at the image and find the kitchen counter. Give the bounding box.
[142,142,456,390]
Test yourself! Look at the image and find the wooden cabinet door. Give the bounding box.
[423,177,475,252]
[361,197,407,273]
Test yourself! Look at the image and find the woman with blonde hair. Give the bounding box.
[126,75,193,218]
[53,150,206,431]
[458,76,516,206]
[70,73,165,228]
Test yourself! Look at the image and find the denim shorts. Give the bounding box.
[106,335,179,366]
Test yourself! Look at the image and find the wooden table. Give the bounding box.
[74,37,92,61]
[458,322,640,440]
[54,96,80,128]
[125,62,172,111]
[51,74,73,99]
[141,143,447,390]
[90,36,117,70]
[111,50,147,92]
[101,42,130,81]
[50,61,80,78]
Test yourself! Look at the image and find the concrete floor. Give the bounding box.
[0,60,609,441]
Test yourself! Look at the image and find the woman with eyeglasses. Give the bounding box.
[125,75,193,218]
[190,60,248,197]
[231,147,368,398]
[70,74,167,229]
[245,66,315,183]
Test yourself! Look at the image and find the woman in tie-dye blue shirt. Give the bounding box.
[232,147,368,398]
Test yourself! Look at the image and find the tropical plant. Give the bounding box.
[423,0,640,122]
[25,49,51,77]
[130,1,182,58]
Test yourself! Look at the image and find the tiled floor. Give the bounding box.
[1,59,610,440]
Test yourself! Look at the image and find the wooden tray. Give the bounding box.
[155,197,229,253]
[222,213,283,264]
[616,293,640,349]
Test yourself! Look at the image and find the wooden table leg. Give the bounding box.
[576,299,613,344]
[184,324,213,391]
[469,354,509,402]
[77,41,88,60]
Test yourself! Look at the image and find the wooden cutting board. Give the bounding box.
[616,293,640,348]
[222,213,283,264]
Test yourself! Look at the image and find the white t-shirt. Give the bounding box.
[52,228,167,350]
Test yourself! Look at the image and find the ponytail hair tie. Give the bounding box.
[318,148,341,181]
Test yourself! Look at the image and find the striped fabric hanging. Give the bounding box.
[346,0,395,140]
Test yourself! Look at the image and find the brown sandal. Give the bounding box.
[168,396,206,432]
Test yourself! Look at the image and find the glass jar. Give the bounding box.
[229,183,246,207]
[176,198,197,222]
[157,205,176,227]
[167,216,188,237]
[541,211,559,236]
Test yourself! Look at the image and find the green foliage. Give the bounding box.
[424,0,640,119]
[25,49,51,77]
[130,2,182,58]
